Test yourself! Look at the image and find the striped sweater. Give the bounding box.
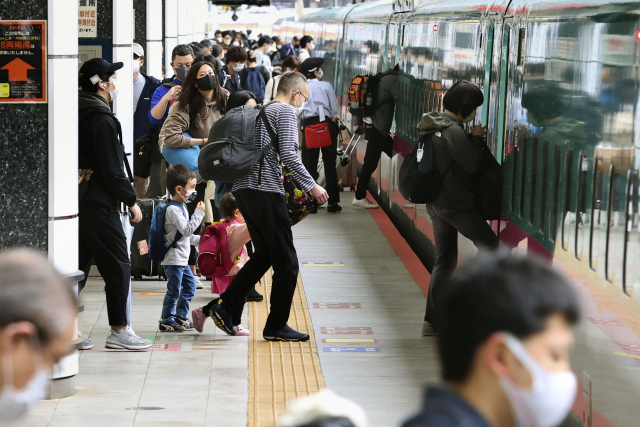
[232,102,316,195]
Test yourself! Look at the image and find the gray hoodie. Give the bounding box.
[416,112,486,210]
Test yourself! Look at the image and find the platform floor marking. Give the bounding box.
[302,262,345,267]
[313,303,361,309]
[248,271,324,427]
[322,339,378,343]
[324,347,380,352]
[139,292,166,296]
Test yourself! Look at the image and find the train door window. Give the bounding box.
[605,165,619,283]
[517,28,526,67]
[549,145,561,242]
[510,134,519,212]
[575,153,588,260]
[539,139,550,233]
[562,148,574,251]
[519,135,528,219]
[590,156,606,274]
[529,137,539,224]
[624,172,639,296]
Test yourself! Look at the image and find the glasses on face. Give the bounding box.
[294,90,308,103]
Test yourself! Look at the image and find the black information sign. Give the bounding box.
[0,21,47,103]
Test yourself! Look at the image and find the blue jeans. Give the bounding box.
[162,265,196,321]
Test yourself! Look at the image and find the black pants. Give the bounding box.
[186,181,207,266]
[301,117,340,204]
[355,125,393,200]
[424,204,499,326]
[204,295,246,326]
[78,201,130,326]
[221,189,299,330]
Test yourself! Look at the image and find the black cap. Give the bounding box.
[79,58,124,90]
[300,57,324,75]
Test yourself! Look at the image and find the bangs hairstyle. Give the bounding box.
[177,61,227,124]
[219,192,238,220]
[442,80,484,118]
[436,251,580,382]
[283,55,301,71]
[226,90,257,111]
[166,164,197,195]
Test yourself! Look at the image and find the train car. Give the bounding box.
[295,1,640,426]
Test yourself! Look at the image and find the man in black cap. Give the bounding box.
[78,58,152,350]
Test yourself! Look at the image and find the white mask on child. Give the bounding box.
[181,189,197,203]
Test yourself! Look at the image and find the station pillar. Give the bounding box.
[146,0,164,79]
[165,0,178,73]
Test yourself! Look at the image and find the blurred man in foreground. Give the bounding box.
[0,249,76,421]
[402,252,580,427]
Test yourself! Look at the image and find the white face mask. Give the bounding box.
[132,59,141,75]
[232,41,240,47]
[0,339,50,421]
[294,93,307,116]
[315,70,324,79]
[463,110,476,124]
[223,39,231,46]
[216,37,223,43]
[265,46,273,54]
[104,79,118,102]
[181,188,197,204]
[499,334,577,427]
[361,47,369,55]
[232,63,245,72]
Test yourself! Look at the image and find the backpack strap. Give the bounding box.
[422,132,453,180]
[166,200,186,249]
[257,102,280,187]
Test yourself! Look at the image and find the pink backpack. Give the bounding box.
[197,222,243,278]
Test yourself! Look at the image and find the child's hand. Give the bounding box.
[196,201,206,212]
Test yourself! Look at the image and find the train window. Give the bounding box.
[575,153,588,260]
[589,156,604,271]
[605,165,618,282]
[529,137,538,225]
[562,148,573,251]
[517,28,526,67]
[540,140,549,233]
[550,145,561,242]
[455,32,472,49]
[519,136,528,219]
[510,135,520,212]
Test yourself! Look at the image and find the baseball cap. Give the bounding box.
[78,58,124,91]
[133,43,144,58]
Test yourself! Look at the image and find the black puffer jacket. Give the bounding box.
[78,91,137,209]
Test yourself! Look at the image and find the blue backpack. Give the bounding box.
[244,67,266,103]
[148,200,186,262]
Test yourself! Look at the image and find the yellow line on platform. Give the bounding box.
[248,271,325,427]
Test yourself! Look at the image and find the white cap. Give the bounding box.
[278,390,368,427]
[133,43,144,58]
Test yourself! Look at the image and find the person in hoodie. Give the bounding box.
[402,252,580,427]
[416,81,499,336]
[77,58,152,350]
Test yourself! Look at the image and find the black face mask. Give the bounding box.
[196,74,217,91]
[175,66,190,82]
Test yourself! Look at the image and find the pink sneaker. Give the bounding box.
[233,325,250,336]
[192,307,206,333]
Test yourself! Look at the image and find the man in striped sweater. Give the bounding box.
[208,72,329,342]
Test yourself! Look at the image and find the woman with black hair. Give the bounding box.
[415,80,499,336]
[159,60,229,288]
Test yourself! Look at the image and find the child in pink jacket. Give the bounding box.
[192,193,252,335]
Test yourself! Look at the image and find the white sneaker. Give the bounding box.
[352,198,379,209]
[106,328,153,350]
[77,331,94,350]
[195,277,204,289]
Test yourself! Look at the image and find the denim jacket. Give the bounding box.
[401,386,491,427]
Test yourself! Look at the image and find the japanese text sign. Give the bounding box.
[79,0,98,38]
[0,21,46,103]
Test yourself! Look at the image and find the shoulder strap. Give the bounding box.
[167,200,186,216]
[165,200,185,249]
[259,103,279,154]
[424,132,453,180]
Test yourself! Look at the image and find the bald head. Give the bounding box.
[0,249,76,344]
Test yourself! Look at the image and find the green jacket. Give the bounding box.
[416,111,486,210]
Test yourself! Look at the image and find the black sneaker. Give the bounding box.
[207,299,236,335]
[327,203,342,213]
[175,316,194,330]
[263,325,310,342]
[159,319,185,332]
[246,286,264,302]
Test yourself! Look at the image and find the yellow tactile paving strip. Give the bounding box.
[248,270,325,427]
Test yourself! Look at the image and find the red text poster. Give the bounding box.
[0,21,46,103]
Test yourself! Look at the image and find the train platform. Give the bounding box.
[5,192,438,427]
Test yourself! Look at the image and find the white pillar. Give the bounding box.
[113,0,134,170]
[165,0,178,75]
[146,0,163,79]
[178,0,188,45]
[47,0,80,399]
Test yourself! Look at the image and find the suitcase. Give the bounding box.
[317,133,361,190]
[131,197,167,280]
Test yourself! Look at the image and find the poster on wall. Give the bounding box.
[79,0,97,38]
[0,20,47,103]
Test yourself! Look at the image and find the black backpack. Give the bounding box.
[399,131,451,204]
[198,104,273,182]
[473,149,503,220]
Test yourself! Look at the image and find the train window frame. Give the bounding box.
[529,137,538,225]
[517,28,526,67]
[510,134,519,213]
[550,145,561,242]
[622,171,635,295]
[540,140,550,234]
[519,135,528,219]
[605,164,617,283]
[589,156,603,271]
[562,148,573,251]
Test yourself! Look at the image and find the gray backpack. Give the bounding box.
[198,104,273,182]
